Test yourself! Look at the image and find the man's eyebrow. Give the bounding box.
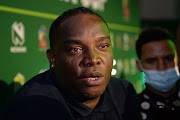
[96,36,110,42]
[144,56,157,60]
[145,57,156,60]
[64,40,82,45]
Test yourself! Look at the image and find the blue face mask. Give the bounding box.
[139,62,180,92]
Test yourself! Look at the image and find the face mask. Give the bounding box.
[139,61,180,92]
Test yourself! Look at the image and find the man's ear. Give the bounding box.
[136,60,143,72]
[46,49,55,69]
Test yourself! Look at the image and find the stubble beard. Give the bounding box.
[82,90,104,100]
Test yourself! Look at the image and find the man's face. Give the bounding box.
[140,40,176,71]
[53,14,113,101]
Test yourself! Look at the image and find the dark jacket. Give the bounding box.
[2,70,140,120]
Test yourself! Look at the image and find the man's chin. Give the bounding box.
[80,87,106,101]
[76,85,107,101]
[82,92,103,100]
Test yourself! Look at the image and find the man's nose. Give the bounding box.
[82,48,101,67]
[157,60,167,71]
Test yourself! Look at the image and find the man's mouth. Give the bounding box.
[79,72,104,86]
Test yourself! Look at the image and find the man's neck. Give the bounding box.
[82,96,101,109]
[146,84,176,98]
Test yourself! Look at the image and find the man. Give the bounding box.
[2,7,140,120]
[136,27,180,120]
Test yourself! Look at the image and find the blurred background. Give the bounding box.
[0,0,180,113]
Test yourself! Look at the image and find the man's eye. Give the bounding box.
[98,44,109,50]
[146,58,156,64]
[164,55,174,62]
[66,47,83,54]
[72,48,79,52]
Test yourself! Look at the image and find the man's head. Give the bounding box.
[135,27,180,93]
[136,27,177,71]
[47,7,113,102]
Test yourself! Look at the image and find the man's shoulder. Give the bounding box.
[108,77,135,98]
[107,77,140,120]
[15,70,58,97]
[3,94,72,120]
[4,70,74,120]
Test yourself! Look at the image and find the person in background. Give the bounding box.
[175,24,180,72]
[2,7,140,120]
[135,27,180,120]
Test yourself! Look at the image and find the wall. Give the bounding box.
[140,0,178,20]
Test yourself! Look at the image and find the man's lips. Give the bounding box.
[79,72,104,86]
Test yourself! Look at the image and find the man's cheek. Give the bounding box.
[64,55,80,64]
[106,55,113,65]
[63,58,79,72]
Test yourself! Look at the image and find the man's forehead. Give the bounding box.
[141,40,175,58]
[59,14,108,37]
[142,40,175,50]
[61,14,103,26]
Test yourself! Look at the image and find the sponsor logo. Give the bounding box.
[116,58,137,76]
[14,72,25,86]
[116,34,122,48]
[122,0,130,20]
[124,59,130,75]
[130,58,136,75]
[39,69,48,74]
[130,35,135,48]
[38,25,48,51]
[122,33,130,51]
[10,21,27,53]
[117,59,123,74]
[59,0,107,12]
